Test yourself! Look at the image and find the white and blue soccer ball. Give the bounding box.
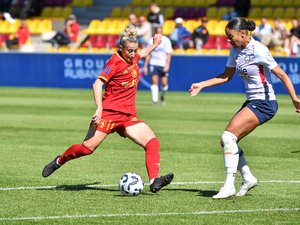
[119,172,144,196]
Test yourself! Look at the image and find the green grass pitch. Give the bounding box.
[0,87,299,225]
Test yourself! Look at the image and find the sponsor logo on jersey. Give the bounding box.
[104,66,110,74]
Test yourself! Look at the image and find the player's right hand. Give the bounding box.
[189,83,203,96]
[92,107,102,125]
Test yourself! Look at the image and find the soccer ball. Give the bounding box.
[119,172,144,196]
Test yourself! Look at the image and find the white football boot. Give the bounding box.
[236,178,258,197]
[212,186,236,199]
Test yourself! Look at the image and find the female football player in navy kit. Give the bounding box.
[189,17,300,199]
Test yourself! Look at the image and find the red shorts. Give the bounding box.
[93,110,142,137]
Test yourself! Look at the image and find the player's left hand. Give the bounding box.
[153,34,162,46]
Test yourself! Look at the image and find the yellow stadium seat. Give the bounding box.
[106,20,122,35]
[140,0,151,7]
[212,20,227,36]
[120,6,132,18]
[281,0,293,7]
[40,6,52,18]
[162,0,175,7]
[184,0,195,7]
[261,7,273,18]
[183,20,197,33]
[216,7,229,18]
[61,7,72,19]
[184,48,198,54]
[111,7,122,18]
[6,19,22,33]
[163,7,174,20]
[162,20,175,36]
[283,7,296,19]
[294,0,300,7]
[83,0,93,6]
[173,0,185,7]
[248,7,262,18]
[206,20,218,34]
[130,0,142,7]
[71,0,83,7]
[206,7,218,18]
[270,0,282,7]
[142,8,150,17]
[192,0,205,7]
[51,7,63,18]
[85,19,101,34]
[29,19,52,34]
[295,8,300,18]
[272,8,284,18]
[131,7,143,17]
[251,0,271,6]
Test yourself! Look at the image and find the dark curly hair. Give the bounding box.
[226,17,256,32]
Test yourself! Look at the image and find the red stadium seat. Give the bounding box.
[89,34,109,48]
[219,35,231,49]
[202,35,217,49]
[108,35,120,48]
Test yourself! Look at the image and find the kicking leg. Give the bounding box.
[42,125,107,178]
[125,122,174,193]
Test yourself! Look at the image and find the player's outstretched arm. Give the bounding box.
[139,34,162,58]
[189,67,236,96]
[272,66,300,113]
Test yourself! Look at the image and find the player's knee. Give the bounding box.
[220,131,238,153]
[82,141,97,152]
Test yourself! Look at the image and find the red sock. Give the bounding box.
[145,138,160,181]
[58,144,93,165]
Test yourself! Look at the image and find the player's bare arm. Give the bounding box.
[189,67,236,96]
[272,66,300,113]
[139,34,162,58]
[92,78,104,124]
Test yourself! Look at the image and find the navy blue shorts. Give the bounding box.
[240,99,278,124]
[149,65,169,77]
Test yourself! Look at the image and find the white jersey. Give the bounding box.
[227,38,278,101]
[148,35,172,67]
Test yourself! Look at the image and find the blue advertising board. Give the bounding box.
[0,52,299,95]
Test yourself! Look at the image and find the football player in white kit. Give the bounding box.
[144,26,172,105]
[189,17,300,199]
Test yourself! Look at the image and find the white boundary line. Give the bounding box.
[1,208,299,221]
[1,180,300,191]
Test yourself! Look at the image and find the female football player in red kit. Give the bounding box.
[42,25,174,193]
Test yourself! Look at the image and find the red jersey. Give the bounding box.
[98,51,141,115]
[64,22,80,42]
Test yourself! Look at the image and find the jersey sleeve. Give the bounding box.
[134,53,141,63]
[226,48,236,68]
[165,37,173,53]
[98,59,117,83]
[255,45,278,70]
